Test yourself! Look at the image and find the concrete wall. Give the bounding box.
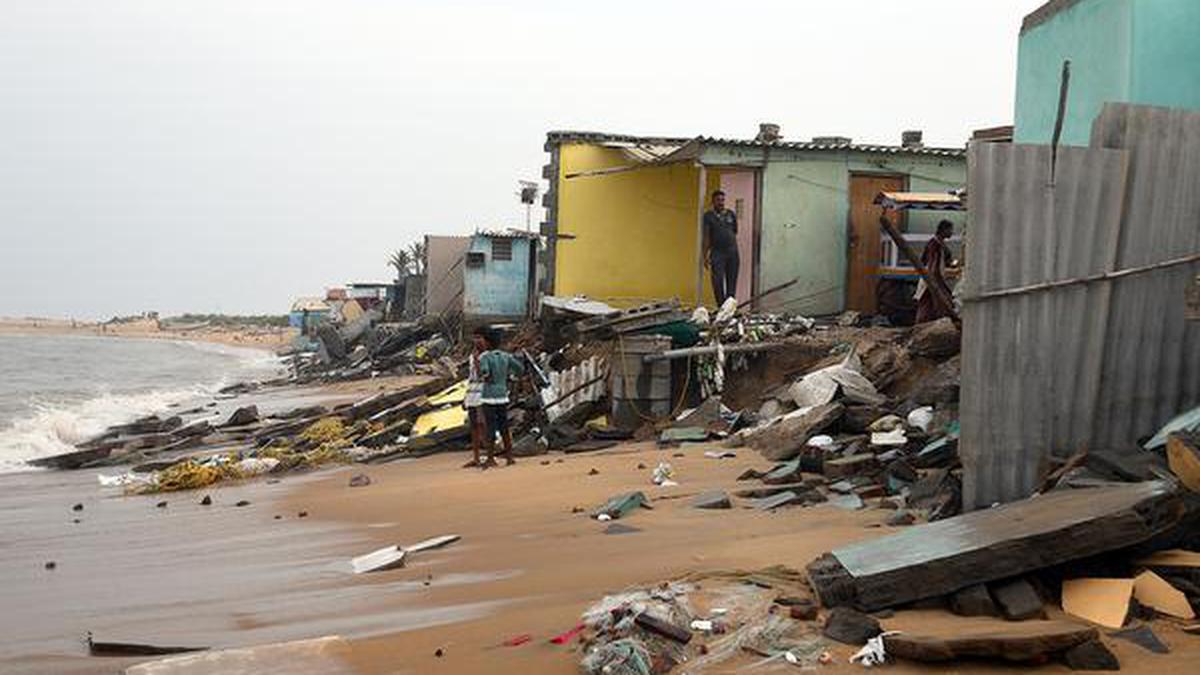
[424,235,470,316]
[463,235,533,320]
[1014,0,1200,145]
[754,152,966,316]
[554,143,720,307]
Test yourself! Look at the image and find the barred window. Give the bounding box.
[491,238,513,261]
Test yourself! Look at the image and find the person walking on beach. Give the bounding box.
[702,189,739,306]
[477,326,524,468]
[462,330,487,468]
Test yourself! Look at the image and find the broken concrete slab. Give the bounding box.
[691,491,732,510]
[592,491,651,520]
[883,621,1096,663]
[762,459,803,485]
[746,402,843,461]
[1110,625,1169,654]
[806,481,1183,611]
[823,453,879,480]
[822,607,881,645]
[950,584,998,617]
[1063,638,1120,671]
[909,317,960,358]
[989,578,1045,620]
[659,427,709,445]
[222,405,259,428]
[752,490,802,511]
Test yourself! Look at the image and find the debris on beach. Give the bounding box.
[86,632,207,657]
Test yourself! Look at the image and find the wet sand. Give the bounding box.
[8,432,1198,673]
[279,443,1200,675]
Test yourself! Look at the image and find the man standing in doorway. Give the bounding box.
[703,189,739,306]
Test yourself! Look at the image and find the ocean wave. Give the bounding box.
[0,335,285,474]
[0,387,212,473]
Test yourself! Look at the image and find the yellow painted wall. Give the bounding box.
[555,143,721,307]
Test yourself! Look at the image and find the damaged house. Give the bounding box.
[541,126,966,316]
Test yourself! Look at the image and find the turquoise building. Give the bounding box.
[1015,0,1200,145]
[462,231,539,323]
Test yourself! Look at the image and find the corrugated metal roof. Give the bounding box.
[547,130,966,159]
[694,136,966,158]
[290,297,330,312]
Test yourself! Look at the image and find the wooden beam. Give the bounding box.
[878,215,961,326]
[695,165,708,307]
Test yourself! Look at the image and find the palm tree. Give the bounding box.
[408,241,426,275]
[388,248,411,280]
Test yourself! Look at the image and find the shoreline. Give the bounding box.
[0,317,294,352]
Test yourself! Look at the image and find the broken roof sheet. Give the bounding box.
[876,192,966,211]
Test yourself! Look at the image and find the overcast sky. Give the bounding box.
[0,0,1046,319]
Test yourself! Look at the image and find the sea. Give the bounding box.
[0,334,375,674]
[0,333,283,473]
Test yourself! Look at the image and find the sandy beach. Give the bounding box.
[0,317,294,352]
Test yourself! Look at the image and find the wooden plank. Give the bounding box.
[806,481,1183,611]
[883,621,1096,663]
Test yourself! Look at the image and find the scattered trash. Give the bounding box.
[850,630,899,667]
[352,546,407,574]
[592,491,650,520]
[549,623,585,645]
[651,462,675,486]
[502,634,532,647]
[87,632,207,657]
[1062,578,1134,629]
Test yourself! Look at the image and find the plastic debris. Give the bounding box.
[651,463,675,486]
[550,623,586,645]
[580,638,652,675]
[850,631,900,667]
[906,406,934,432]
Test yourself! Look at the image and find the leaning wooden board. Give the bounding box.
[807,481,1183,611]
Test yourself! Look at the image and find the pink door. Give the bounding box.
[720,171,756,303]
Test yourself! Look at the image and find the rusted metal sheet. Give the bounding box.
[961,104,1200,509]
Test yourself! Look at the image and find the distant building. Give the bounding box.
[418,231,539,326]
[424,235,472,318]
[542,126,966,315]
[1015,0,1200,145]
[462,231,539,323]
[288,297,331,333]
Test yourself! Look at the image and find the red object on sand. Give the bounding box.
[503,634,532,647]
[549,624,585,645]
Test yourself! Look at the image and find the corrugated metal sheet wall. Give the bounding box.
[961,103,1200,509]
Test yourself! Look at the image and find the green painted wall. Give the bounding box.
[754,152,965,316]
[1014,0,1200,145]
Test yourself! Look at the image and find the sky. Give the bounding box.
[0,0,1047,319]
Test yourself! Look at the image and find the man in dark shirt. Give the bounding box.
[703,189,739,306]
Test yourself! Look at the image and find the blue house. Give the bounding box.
[1015,0,1200,145]
[462,231,539,323]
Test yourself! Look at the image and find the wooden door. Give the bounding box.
[847,174,905,312]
